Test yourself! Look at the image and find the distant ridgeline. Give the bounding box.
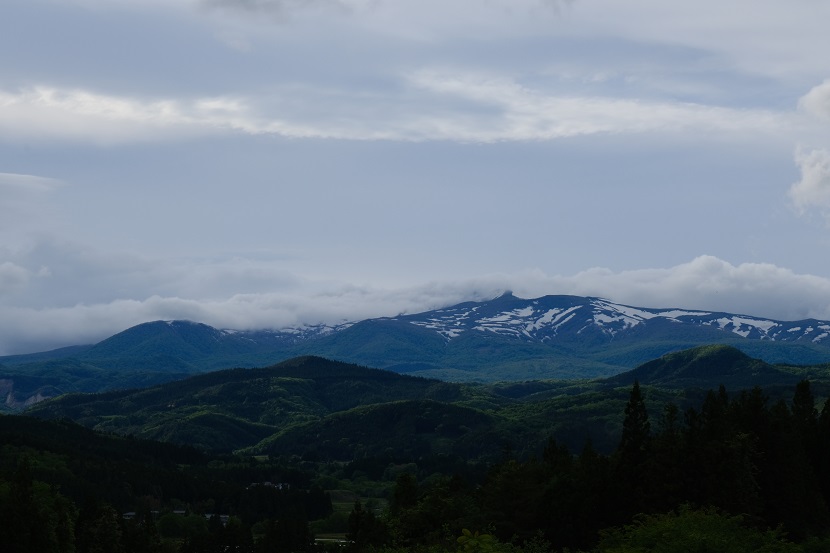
[3,293,830,408]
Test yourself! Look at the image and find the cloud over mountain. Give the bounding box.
[2,249,830,356]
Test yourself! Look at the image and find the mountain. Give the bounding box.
[298,293,830,380]
[0,320,345,408]
[81,319,346,370]
[4,293,830,407]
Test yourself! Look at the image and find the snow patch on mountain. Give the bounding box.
[393,295,830,345]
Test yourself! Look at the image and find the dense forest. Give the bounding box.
[5,377,830,552]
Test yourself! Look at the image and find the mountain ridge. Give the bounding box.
[3,293,830,407]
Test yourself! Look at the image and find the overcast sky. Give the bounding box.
[2,0,830,354]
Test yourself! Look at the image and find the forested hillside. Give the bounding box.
[5,376,830,552]
[24,348,830,457]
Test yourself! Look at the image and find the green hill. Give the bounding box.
[248,399,500,460]
[606,344,830,390]
[25,356,497,453]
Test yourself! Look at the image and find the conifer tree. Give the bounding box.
[619,380,651,464]
[792,380,818,446]
[614,380,652,520]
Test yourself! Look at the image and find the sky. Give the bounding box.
[2,0,830,355]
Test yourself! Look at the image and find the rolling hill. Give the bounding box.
[25,349,830,458]
[25,356,500,453]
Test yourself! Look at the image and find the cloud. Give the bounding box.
[199,0,356,19]
[789,148,830,217]
[0,172,64,192]
[0,262,30,295]
[799,80,830,123]
[0,87,259,144]
[2,250,830,355]
[0,173,66,242]
[0,77,794,145]
[532,256,830,322]
[0,282,491,355]
[406,70,791,141]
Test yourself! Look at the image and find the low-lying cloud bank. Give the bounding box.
[1,255,830,355]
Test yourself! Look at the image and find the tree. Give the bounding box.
[75,502,125,553]
[792,379,819,469]
[0,457,77,553]
[593,506,801,553]
[257,518,312,553]
[122,511,162,553]
[618,380,651,464]
[792,380,818,430]
[347,500,388,551]
[613,381,652,520]
[390,473,418,516]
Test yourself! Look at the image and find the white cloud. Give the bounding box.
[790,148,830,217]
[0,79,795,145]
[531,256,830,322]
[0,172,64,192]
[2,252,830,355]
[800,80,830,123]
[0,87,256,144]
[406,70,791,141]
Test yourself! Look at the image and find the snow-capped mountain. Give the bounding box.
[3,293,830,405]
[393,293,830,345]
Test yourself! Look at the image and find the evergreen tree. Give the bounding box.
[792,379,819,470]
[619,380,651,463]
[818,397,830,505]
[792,379,818,429]
[614,381,652,520]
[648,403,683,512]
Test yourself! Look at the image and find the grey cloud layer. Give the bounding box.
[2,251,830,355]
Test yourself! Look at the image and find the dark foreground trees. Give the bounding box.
[344,379,830,553]
[7,379,830,552]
